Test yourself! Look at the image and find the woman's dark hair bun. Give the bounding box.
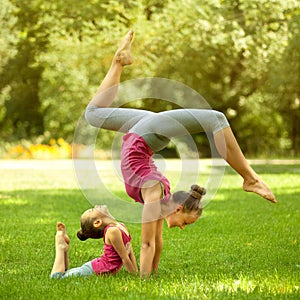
[77,230,88,241]
[190,184,206,199]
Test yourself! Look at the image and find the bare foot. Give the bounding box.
[243,178,277,203]
[56,222,70,245]
[114,29,134,66]
[55,231,69,252]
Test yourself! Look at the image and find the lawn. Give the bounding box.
[0,159,299,300]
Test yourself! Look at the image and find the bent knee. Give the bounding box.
[85,105,97,126]
[212,110,230,133]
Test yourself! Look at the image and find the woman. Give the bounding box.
[85,30,276,277]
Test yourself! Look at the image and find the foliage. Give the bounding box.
[2,138,71,159]
[0,0,299,157]
[0,160,299,299]
[265,8,300,155]
[0,138,113,159]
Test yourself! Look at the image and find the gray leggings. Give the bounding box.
[50,261,94,279]
[85,105,229,152]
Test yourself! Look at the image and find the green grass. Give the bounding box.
[0,160,299,300]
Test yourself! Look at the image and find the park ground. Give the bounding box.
[0,159,299,300]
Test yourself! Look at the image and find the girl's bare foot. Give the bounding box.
[114,29,134,66]
[56,222,70,245]
[243,178,277,203]
[55,231,69,252]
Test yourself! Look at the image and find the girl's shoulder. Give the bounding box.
[118,223,130,236]
[105,223,130,237]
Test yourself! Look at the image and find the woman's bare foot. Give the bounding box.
[243,178,277,203]
[56,222,70,245]
[114,29,134,66]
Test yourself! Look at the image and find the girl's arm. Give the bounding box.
[127,242,138,273]
[106,228,138,274]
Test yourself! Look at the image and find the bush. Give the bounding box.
[2,138,71,159]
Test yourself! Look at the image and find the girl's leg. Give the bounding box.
[60,262,94,278]
[58,222,70,270]
[85,29,155,132]
[50,223,70,276]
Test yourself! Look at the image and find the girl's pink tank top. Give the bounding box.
[91,224,131,275]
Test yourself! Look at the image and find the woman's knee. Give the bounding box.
[212,110,230,133]
[85,105,101,127]
[85,105,94,125]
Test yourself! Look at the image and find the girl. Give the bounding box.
[84,30,277,277]
[50,205,138,278]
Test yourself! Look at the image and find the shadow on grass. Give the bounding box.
[0,188,143,223]
[0,189,87,220]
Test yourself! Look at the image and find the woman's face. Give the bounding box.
[165,208,199,229]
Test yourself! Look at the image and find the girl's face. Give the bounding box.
[81,205,111,220]
[165,207,199,229]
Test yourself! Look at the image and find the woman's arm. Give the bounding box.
[152,218,164,273]
[140,220,157,277]
[140,181,163,278]
[106,228,138,274]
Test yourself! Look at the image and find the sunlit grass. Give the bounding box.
[0,160,299,299]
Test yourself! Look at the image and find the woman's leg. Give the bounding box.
[50,223,70,276]
[130,109,276,203]
[89,29,134,108]
[85,106,154,133]
[85,29,155,132]
[130,108,232,139]
[129,109,228,151]
[214,127,276,203]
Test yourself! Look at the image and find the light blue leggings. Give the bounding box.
[85,105,229,152]
[50,261,94,279]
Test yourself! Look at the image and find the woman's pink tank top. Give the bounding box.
[121,133,171,204]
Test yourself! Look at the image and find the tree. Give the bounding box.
[265,7,300,156]
[134,0,297,156]
[0,0,299,157]
[0,0,50,140]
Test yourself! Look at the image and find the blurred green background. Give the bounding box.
[0,0,299,158]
